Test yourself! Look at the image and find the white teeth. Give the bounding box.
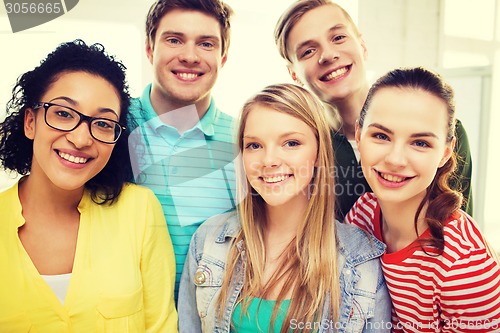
[263,175,288,183]
[324,67,348,81]
[178,72,198,80]
[380,173,405,183]
[58,152,88,164]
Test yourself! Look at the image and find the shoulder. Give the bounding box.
[127,97,145,131]
[0,181,17,201]
[212,106,235,130]
[88,184,165,231]
[108,183,162,217]
[336,220,385,265]
[443,210,487,253]
[189,210,240,263]
[0,180,21,209]
[116,183,158,203]
[194,210,240,243]
[439,212,500,308]
[0,182,20,229]
[215,108,234,123]
[128,85,154,126]
[436,210,500,278]
[455,118,467,133]
[128,97,143,117]
[454,118,471,144]
[345,192,379,223]
[355,192,378,210]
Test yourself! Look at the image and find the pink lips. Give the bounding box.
[375,171,414,189]
[260,174,292,187]
[55,150,91,170]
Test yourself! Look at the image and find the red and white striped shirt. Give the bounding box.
[345,192,500,332]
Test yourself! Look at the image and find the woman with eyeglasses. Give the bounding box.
[0,40,177,332]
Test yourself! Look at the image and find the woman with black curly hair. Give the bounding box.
[0,40,177,332]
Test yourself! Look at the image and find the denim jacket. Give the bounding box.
[178,210,391,333]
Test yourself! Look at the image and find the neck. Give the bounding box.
[256,197,308,299]
[379,198,428,253]
[19,175,83,219]
[149,85,211,134]
[264,198,308,241]
[329,84,369,139]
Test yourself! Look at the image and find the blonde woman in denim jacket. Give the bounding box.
[178,84,391,333]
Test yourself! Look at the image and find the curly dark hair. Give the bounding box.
[359,67,462,253]
[0,39,132,204]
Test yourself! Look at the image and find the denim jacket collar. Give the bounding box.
[335,221,386,266]
[213,214,386,265]
[214,212,241,243]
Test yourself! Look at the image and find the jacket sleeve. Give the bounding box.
[141,190,178,333]
[177,231,202,333]
[453,119,473,215]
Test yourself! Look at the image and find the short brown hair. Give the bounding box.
[274,0,360,63]
[146,0,233,57]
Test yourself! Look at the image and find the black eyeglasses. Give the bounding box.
[33,102,126,144]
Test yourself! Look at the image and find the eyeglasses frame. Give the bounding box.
[32,102,127,144]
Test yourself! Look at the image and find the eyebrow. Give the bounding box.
[367,123,439,139]
[294,24,347,54]
[160,30,220,42]
[49,96,119,118]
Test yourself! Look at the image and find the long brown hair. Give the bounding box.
[358,67,462,253]
[217,84,339,332]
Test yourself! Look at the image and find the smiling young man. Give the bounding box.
[274,0,473,220]
[128,0,236,299]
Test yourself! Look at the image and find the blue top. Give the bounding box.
[178,210,392,333]
[231,298,291,333]
[128,84,237,298]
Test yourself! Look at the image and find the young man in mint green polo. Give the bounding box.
[128,0,236,300]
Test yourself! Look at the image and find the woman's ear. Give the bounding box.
[24,108,36,140]
[439,136,456,168]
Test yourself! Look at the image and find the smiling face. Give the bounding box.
[286,4,368,105]
[146,9,227,112]
[355,87,454,206]
[242,106,318,208]
[24,71,121,192]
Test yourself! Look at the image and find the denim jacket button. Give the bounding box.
[194,270,206,285]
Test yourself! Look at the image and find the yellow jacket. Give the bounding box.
[0,182,177,332]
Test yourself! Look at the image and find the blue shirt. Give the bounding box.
[231,297,291,332]
[128,84,237,298]
[178,210,392,333]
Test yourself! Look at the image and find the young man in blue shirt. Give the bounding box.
[128,0,236,299]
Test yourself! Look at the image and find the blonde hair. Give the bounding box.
[274,0,361,63]
[217,84,340,332]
